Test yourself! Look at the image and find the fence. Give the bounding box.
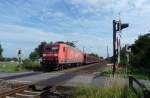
[128,75,150,98]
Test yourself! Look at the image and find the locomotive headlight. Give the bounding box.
[43,54,46,56]
[54,54,58,56]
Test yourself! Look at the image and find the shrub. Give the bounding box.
[130,33,150,68]
[22,59,40,70]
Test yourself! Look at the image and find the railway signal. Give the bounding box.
[16,48,22,66]
[125,44,132,75]
[126,44,132,53]
[125,44,131,65]
[112,20,129,75]
[116,21,129,31]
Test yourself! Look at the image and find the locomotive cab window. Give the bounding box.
[45,46,59,53]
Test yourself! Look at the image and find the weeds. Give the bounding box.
[22,59,41,70]
[0,60,41,72]
[99,67,150,80]
[75,85,137,98]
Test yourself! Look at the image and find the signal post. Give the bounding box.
[112,20,129,75]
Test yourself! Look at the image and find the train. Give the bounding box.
[41,43,100,71]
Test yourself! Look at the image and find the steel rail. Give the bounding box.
[0,85,29,98]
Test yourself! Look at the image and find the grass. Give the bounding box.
[21,59,41,70]
[0,61,41,72]
[0,62,28,72]
[99,66,150,80]
[75,85,139,98]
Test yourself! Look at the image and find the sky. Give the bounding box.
[0,0,150,58]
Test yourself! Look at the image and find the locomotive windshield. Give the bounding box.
[45,45,59,53]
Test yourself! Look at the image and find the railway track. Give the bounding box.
[0,80,28,98]
[56,60,106,75]
[53,60,106,74]
[0,61,105,81]
[0,72,43,80]
[0,80,69,98]
[1,62,105,80]
[0,61,106,98]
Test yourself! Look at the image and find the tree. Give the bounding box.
[4,57,18,62]
[89,53,99,58]
[0,44,3,61]
[65,41,76,47]
[29,51,40,61]
[130,33,150,68]
[29,41,76,60]
[55,41,65,44]
[35,42,47,57]
[105,56,113,63]
[120,47,127,66]
[29,42,47,60]
[55,41,76,47]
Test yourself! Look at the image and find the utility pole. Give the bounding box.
[113,20,117,75]
[83,46,85,53]
[107,45,109,58]
[112,20,129,75]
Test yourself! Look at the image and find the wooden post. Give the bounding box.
[129,75,133,88]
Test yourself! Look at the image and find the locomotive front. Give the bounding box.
[41,44,59,70]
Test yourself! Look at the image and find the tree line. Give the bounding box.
[130,33,150,68]
[29,41,76,61]
[105,33,150,69]
[120,33,150,68]
[0,41,77,61]
[0,44,3,61]
[1,33,149,69]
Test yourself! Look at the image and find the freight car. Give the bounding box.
[84,54,100,64]
[41,43,99,71]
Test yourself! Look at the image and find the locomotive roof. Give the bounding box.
[46,43,83,52]
[46,43,65,46]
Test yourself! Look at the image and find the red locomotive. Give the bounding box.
[41,43,99,71]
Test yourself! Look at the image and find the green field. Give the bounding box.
[0,62,28,72]
[99,66,150,80]
[0,60,41,72]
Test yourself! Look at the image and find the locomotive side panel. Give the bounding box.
[59,44,84,64]
[57,44,66,64]
[41,43,99,71]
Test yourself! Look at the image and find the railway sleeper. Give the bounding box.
[16,93,37,98]
[6,90,42,98]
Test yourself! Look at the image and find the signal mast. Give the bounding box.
[112,15,129,75]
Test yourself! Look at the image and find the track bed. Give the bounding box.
[0,61,106,98]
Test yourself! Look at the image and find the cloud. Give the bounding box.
[70,0,150,15]
[0,24,65,57]
[0,23,111,58]
[0,0,150,58]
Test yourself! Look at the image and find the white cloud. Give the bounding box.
[0,24,111,57]
[0,24,65,57]
[71,0,150,15]
[1,0,150,58]
[69,0,150,44]
[42,9,66,18]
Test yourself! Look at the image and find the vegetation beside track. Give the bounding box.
[0,59,41,72]
[21,59,41,70]
[0,62,25,72]
[75,85,139,98]
[99,66,150,80]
